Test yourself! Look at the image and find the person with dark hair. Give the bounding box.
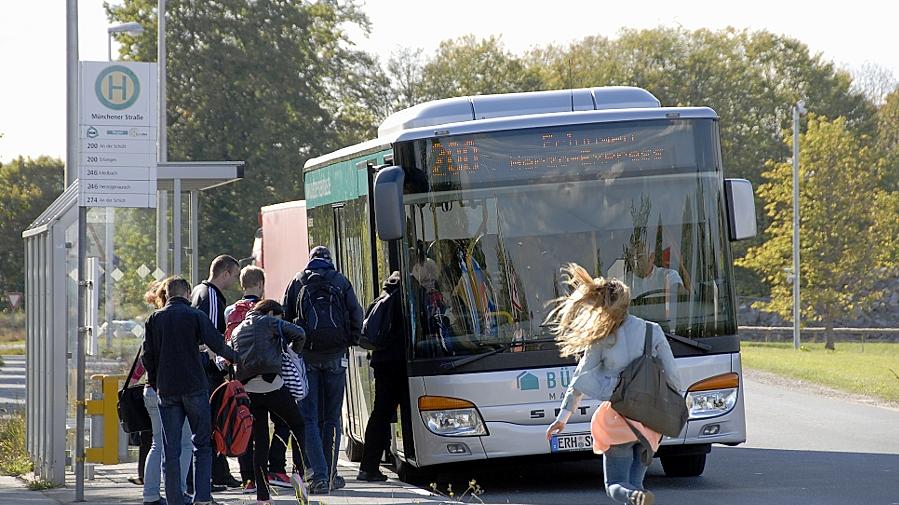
[230,299,308,505]
[357,271,407,482]
[139,279,193,505]
[191,254,242,490]
[142,277,238,505]
[282,246,363,494]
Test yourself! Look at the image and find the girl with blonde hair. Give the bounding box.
[545,264,681,505]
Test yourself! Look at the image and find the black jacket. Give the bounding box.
[191,281,227,334]
[370,272,406,367]
[142,297,237,397]
[282,258,364,363]
[231,313,305,383]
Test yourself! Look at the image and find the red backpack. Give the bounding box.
[225,298,257,342]
[209,380,253,457]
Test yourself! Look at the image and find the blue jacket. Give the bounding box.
[282,258,364,363]
[142,297,237,397]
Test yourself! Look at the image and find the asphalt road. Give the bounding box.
[429,372,899,505]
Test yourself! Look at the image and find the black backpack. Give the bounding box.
[297,269,350,352]
[360,288,399,351]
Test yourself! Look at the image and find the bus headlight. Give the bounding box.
[418,396,488,437]
[686,373,739,419]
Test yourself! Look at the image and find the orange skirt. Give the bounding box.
[590,401,662,454]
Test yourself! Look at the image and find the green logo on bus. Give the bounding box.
[95,65,140,110]
[517,371,539,391]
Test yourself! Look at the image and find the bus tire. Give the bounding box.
[345,436,365,462]
[660,453,706,477]
[395,458,433,485]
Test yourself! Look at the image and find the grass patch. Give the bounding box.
[741,342,899,403]
[0,413,33,476]
[27,479,59,491]
[0,312,26,343]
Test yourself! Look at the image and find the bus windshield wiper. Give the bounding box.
[438,337,560,370]
[665,332,712,352]
[439,343,508,370]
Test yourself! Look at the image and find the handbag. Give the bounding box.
[117,345,152,433]
[610,322,688,438]
[278,321,309,402]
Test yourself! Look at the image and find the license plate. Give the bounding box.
[550,433,593,453]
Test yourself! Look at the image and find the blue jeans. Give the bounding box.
[299,357,346,484]
[143,387,193,502]
[602,442,650,504]
[159,391,212,505]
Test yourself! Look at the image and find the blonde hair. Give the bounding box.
[544,263,631,357]
[144,277,175,309]
[240,265,265,290]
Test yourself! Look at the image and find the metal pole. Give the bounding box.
[66,0,78,187]
[107,34,112,61]
[105,208,114,349]
[75,207,87,502]
[792,104,801,350]
[156,0,168,276]
[189,190,199,284]
[67,0,84,499]
[173,179,181,274]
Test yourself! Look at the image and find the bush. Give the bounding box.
[0,412,33,476]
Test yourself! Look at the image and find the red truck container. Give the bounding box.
[254,200,309,297]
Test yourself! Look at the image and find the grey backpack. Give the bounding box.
[611,323,688,440]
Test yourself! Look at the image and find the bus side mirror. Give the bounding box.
[724,178,757,241]
[373,165,405,241]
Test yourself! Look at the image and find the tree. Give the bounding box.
[850,62,898,106]
[0,156,65,298]
[106,0,389,275]
[876,87,899,190]
[416,35,544,102]
[527,27,877,297]
[737,116,891,349]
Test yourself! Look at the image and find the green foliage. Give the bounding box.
[737,116,894,347]
[416,35,544,102]
[876,88,899,189]
[0,412,32,476]
[0,157,64,298]
[106,0,387,270]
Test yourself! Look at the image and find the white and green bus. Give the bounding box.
[297,86,757,480]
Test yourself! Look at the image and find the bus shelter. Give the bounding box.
[21,162,243,484]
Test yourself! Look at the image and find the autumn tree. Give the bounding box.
[0,157,65,300]
[416,35,543,102]
[106,0,389,273]
[737,116,892,349]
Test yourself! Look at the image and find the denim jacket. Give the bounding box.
[557,315,681,420]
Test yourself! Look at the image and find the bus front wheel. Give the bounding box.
[660,453,706,477]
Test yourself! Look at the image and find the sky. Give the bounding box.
[1,0,898,164]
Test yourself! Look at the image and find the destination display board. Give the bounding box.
[426,120,706,189]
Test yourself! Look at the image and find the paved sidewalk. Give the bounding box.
[0,459,446,505]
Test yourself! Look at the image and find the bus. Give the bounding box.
[297,86,757,480]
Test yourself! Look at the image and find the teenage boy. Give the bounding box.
[142,277,237,505]
[191,254,241,489]
[223,265,265,494]
[283,246,363,494]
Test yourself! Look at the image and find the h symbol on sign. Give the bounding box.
[107,74,129,101]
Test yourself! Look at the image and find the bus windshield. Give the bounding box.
[401,119,736,360]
